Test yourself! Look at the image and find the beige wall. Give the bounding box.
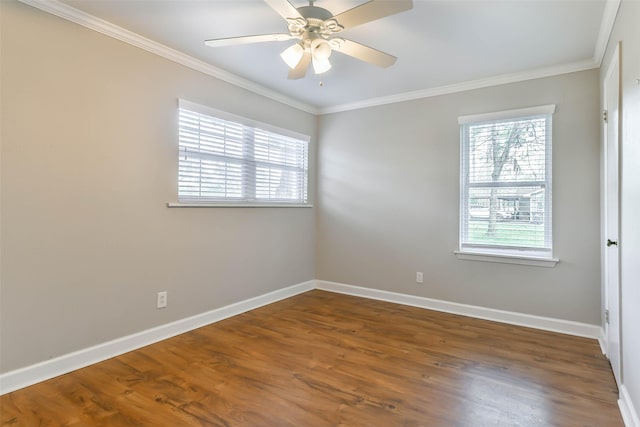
[0,1,316,372]
[601,0,640,417]
[0,0,611,378]
[317,70,602,324]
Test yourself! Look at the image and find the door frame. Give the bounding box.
[602,41,621,386]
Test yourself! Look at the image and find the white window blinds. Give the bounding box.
[459,105,554,258]
[178,100,309,205]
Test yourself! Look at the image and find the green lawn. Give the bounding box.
[468,220,545,247]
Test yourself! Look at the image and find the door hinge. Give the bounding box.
[605,309,610,324]
[603,110,608,123]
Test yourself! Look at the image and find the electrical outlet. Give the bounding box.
[416,272,424,284]
[157,291,168,309]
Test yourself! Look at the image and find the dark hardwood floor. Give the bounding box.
[0,290,622,426]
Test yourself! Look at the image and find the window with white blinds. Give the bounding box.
[177,100,309,205]
[459,105,555,258]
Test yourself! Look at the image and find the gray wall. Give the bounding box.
[317,70,602,324]
[601,0,640,417]
[0,1,316,373]
[0,0,611,380]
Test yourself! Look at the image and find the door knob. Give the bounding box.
[607,239,618,247]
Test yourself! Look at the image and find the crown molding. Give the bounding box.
[593,0,621,66]
[319,59,598,115]
[17,0,319,115]
[17,0,617,116]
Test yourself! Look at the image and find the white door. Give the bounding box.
[603,43,621,386]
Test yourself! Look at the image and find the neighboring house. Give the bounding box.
[469,188,544,222]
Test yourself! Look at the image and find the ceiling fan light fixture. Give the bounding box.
[310,38,332,74]
[311,38,332,61]
[280,43,304,69]
[312,57,332,74]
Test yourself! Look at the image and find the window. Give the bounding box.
[177,99,309,205]
[458,105,555,263]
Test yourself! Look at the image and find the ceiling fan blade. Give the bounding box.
[331,38,397,68]
[264,0,304,21]
[205,34,294,47]
[333,0,413,30]
[288,50,311,80]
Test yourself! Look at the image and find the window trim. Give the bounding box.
[172,99,311,207]
[456,104,558,266]
[453,250,558,267]
[167,202,312,208]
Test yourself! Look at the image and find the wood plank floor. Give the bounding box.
[1,290,622,426]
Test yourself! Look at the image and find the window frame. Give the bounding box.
[455,105,558,267]
[170,99,311,208]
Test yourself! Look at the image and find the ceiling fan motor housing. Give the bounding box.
[298,5,333,21]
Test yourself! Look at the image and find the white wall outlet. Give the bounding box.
[157,291,168,309]
[416,272,424,284]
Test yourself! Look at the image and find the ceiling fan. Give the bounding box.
[205,0,413,79]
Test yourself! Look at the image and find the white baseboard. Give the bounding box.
[0,279,607,396]
[599,329,608,355]
[315,280,602,339]
[0,280,314,395]
[620,385,640,427]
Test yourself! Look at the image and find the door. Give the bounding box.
[603,42,621,386]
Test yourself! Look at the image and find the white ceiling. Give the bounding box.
[37,0,613,113]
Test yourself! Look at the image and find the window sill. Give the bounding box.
[167,202,313,208]
[454,250,559,267]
